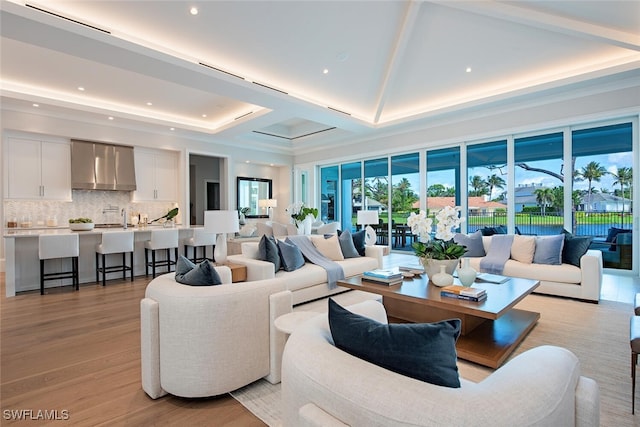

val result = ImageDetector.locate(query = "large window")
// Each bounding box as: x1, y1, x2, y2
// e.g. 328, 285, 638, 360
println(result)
316, 120, 635, 272
572, 122, 633, 270
467, 140, 507, 233
340, 162, 361, 232
426, 146, 460, 211
514, 132, 564, 235
391, 153, 420, 251
319, 166, 338, 223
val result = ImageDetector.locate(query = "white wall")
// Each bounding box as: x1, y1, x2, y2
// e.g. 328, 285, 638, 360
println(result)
0, 108, 294, 270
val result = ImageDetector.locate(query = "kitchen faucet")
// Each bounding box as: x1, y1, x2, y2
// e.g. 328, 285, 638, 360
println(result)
122, 208, 128, 229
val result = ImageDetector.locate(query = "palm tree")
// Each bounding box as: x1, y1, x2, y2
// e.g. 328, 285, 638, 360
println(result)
486, 174, 506, 201
612, 166, 633, 214
534, 187, 554, 215
469, 175, 489, 197
575, 161, 607, 212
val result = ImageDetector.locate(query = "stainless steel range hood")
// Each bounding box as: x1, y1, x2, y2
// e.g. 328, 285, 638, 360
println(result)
71, 140, 137, 191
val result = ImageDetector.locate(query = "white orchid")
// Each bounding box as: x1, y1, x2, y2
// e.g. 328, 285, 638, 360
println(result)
408, 206, 467, 260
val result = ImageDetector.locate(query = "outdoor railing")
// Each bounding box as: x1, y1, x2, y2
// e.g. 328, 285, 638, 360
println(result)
467, 211, 633, 237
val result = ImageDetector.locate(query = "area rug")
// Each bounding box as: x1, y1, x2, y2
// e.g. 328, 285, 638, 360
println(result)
232, 294, 634, 426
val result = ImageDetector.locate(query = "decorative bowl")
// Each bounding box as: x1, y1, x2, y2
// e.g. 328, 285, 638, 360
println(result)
69, 223, 95, 231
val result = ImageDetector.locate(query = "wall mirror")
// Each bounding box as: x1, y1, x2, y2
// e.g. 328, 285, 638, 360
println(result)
237, 177, 272, 218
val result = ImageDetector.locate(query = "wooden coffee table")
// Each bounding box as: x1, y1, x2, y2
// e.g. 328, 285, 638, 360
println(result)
337, 274, 540, 368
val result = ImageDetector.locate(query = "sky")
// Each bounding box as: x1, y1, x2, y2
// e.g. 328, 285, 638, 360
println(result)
420, 152, 634, 198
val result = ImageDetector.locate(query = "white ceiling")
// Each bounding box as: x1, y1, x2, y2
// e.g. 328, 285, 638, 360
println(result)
1, 0, 639, 155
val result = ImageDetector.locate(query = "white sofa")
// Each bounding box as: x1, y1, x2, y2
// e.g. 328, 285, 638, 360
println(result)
282, 300, 600, 427
140, 267, 292, 398
467, 235, 602, 303
228, 240, 383, 305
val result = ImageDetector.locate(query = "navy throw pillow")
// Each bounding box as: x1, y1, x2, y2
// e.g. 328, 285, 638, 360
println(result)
453, 231, 485, 257
175, 255, 222, 286
351, 229, 367, 256
561, 230, 592, 267
258, 235, 281, 272
338, 229, 361, 258
278, 238, 305, 272
328, 299, 461, 388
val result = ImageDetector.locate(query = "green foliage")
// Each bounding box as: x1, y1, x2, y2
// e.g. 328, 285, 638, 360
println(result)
411, 239, 467, 261
69, 217, 93, 223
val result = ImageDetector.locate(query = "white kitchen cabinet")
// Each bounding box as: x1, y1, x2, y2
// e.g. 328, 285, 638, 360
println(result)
5, 137, 71, 200
133, 148, 178, 201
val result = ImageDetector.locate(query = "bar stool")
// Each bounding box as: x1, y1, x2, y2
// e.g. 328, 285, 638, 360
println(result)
39, 234, 79, 295
182, 228, 216, 263
144, 229, 179, 278
95, 230, 135, 286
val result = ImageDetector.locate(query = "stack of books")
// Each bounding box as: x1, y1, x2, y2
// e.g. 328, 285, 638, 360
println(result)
362, 268, 403, 286
440, 285, 487, 302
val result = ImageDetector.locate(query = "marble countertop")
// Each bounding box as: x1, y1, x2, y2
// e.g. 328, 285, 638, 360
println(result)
4, 224, 197, 238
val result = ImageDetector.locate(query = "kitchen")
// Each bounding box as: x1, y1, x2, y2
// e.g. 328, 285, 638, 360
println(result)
3, 136, 190, 297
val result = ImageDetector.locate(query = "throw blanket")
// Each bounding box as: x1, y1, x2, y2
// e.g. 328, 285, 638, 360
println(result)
287, 235, 345, 288
479, 234, 514, 274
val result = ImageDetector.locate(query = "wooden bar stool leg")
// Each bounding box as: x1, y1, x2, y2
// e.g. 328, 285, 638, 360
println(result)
145, 248, 149, 277
40, 259, 45, 295
130, 252, 134, 281
95, 252, 100, 283
102, 254, 107, 286
121, 252, 126, 280
74, 257, 79, 291
152, 250, 157, 278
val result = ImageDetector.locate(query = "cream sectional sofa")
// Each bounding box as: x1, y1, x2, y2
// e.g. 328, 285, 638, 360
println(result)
227, 239, 384, 305
466, 235, 602, 303
282, 299, 600, 427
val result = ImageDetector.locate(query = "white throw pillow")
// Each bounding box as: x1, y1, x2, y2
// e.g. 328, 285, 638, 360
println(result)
511, 235, 536, 264
311, 234, 345, 261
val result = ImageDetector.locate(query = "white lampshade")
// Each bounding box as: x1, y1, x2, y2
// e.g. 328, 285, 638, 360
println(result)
258, 199, 269, 208
357, 210, 379, 225
204, 210, 240, 263
267, 199, 278, 208
204, 210, 240, 234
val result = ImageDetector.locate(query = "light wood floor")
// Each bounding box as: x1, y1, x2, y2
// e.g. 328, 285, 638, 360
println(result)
1, 253, 639, 426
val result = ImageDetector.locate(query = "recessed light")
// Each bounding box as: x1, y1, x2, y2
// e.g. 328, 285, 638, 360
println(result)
466, 67, 472, 73
146, 102, 153, 106
323, 68, 329, 74
202, 114, 207, 118
190, 7, 198, 15
108, 116, 114, 120
32, 103, 39, 107
78, 86, 85, 91
169, 127, 175, 131
245, 160, 250, 164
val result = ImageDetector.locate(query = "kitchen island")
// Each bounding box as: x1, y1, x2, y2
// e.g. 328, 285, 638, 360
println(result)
4, 225, 204, 297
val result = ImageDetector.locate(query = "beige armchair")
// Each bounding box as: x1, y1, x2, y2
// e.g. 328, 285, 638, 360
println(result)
140, 270, 290, 398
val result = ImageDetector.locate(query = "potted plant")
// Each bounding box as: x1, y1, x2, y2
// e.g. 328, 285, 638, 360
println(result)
406, 206, 467, 280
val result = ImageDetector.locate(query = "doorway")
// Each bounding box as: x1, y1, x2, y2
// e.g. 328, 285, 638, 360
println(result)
189, 154, 223, 225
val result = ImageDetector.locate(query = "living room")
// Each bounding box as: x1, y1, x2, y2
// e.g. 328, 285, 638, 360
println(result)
1, 1, 639, 425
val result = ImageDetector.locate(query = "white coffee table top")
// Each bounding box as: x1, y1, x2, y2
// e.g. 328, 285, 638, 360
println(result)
274, 311, 319, 335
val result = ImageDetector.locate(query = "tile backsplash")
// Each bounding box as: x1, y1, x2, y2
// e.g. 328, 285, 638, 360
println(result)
4, 190, 179, 227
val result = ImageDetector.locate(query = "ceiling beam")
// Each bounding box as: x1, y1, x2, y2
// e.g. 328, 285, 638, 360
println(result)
373, 0, 422, 124
439, 1, 640, 52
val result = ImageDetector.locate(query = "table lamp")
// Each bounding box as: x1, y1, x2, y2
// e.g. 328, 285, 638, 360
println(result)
204, 210, 240, 263
258, 199, 268, 215
267, 199, 277, 219
357, 210, 379, 246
